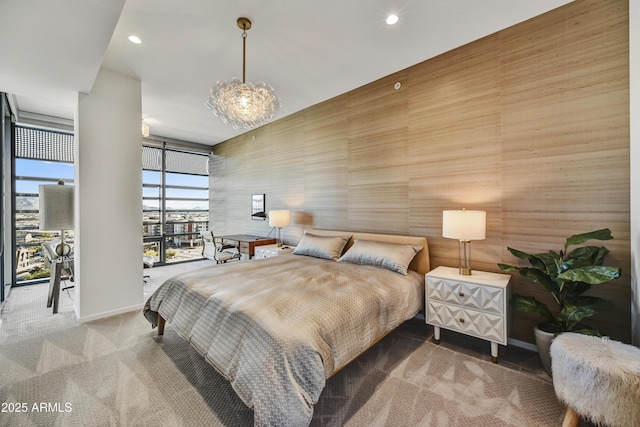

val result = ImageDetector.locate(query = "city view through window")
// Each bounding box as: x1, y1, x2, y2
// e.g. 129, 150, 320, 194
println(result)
15, 139, 210, 285
142, 146, 210, 266
15, 159, 74, 283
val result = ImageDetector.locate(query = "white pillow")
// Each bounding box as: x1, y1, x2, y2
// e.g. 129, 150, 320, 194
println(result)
293, 232, 351, 261
338, 239, 422, 275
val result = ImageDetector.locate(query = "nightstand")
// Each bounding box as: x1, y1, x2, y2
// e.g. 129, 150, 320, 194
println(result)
425, 266, 511, 363
254, 244, 296, 259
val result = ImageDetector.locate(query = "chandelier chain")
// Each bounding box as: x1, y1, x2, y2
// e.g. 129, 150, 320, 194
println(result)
242, 28, 247, 83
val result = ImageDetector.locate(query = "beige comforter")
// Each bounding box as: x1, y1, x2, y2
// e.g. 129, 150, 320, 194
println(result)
144, 254, 424, 426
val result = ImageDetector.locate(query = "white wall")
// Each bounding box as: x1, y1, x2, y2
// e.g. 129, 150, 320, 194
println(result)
632, 0, 639, 346
74, 67, 143, 321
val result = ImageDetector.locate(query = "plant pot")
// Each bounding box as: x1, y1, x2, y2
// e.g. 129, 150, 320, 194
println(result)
534, 324, 554, 376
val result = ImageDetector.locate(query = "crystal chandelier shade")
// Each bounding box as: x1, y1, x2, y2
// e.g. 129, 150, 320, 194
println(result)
206, 78, 280, 130
206, 18, 281, 130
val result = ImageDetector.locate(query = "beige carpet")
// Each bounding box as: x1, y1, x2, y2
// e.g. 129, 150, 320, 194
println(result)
0, 272, 566, 426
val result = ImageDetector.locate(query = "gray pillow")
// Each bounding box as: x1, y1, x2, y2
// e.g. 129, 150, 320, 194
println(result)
338, 239, 422, 275
293, 232, 351, 261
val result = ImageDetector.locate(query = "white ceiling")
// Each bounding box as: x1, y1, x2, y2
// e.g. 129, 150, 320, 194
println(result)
0, 0, 572, 146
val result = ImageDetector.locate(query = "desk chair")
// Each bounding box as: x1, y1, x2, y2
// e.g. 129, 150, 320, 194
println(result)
201, 231, 241, 263
143, 255, 155, 283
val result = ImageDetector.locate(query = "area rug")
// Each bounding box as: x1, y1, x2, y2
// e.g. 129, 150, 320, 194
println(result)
0, 283, 565, 426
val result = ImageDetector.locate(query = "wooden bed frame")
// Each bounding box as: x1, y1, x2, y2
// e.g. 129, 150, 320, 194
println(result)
156, 229, 430, 340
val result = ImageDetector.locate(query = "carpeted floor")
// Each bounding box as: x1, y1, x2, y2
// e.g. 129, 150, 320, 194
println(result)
0, 261, 567, 426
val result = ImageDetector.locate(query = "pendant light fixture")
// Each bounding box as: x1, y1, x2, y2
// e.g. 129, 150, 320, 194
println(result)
206, 17, 281, 130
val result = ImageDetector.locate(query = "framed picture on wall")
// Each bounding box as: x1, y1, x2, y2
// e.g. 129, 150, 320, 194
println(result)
251, 194, 266, 220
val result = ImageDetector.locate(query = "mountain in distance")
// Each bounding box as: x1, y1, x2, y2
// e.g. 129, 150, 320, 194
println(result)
19, 199, 207, 212
16, 197, 38, 210
143, 205, 206, 211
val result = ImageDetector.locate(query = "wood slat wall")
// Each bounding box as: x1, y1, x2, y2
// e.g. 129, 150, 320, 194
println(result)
211, 0, 630, 343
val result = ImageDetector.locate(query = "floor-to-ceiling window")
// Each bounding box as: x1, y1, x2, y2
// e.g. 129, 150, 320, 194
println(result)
1, 94, 10, 303
14, 126, 74, 285
143, 143, 209, 265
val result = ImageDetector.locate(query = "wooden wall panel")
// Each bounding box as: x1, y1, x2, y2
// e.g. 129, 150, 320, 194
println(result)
270, 113, 306, 207
211, 0, 630, 343
408, 34, 503, 275
499, 0, 630, 342
302, 98, 348, 235
347, 72, 409, 234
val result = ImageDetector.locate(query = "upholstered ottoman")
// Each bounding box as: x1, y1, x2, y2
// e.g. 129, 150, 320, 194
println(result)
550, 333, 640, 427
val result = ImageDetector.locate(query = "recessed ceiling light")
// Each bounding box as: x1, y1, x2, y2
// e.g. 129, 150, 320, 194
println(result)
386, 15, 399, 25
128, 35, 142, 44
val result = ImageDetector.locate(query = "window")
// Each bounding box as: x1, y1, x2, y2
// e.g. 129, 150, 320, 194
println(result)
14, 126, 74, 284
143, 144, 209, 264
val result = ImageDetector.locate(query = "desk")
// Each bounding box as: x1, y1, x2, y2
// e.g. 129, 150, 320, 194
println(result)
219, 234, 277, 258
47, 257, 74, 314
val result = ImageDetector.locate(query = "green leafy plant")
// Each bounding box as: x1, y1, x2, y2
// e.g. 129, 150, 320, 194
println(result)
498, 229, 621, 336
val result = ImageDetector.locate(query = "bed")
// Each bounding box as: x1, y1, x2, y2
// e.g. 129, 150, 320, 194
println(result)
143, 229, 430, 426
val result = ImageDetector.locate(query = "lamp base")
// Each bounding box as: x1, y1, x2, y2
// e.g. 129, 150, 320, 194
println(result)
55, 243, 72, 257
459, 267, 472, 276
55, 230, 71, 257
458, 240, 473, 276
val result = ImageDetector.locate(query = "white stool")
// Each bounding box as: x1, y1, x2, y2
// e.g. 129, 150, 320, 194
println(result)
550, 333, 640, 427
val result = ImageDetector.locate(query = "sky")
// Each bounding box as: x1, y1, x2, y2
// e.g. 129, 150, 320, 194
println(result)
15, 160, 74, 193
16, 159, 209, 210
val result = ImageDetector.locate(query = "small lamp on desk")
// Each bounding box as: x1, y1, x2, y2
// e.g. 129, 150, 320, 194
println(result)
39, 180, 74, 257
442, 209, 486, 276
268, 210, 290, 248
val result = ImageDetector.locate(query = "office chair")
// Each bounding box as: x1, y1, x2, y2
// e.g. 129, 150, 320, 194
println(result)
201, 231, 241, 263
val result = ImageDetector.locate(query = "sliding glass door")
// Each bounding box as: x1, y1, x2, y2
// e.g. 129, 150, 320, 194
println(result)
0, 94, 8, 303
143, 144, 209, 265
13, 126, 74, 285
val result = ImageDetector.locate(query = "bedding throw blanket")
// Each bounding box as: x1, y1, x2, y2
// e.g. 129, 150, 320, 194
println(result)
144, 255, 424, 426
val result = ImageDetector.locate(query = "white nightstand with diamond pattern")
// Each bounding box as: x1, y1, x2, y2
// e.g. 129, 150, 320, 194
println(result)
425, 266, 511, 363
254, 244, 296, 259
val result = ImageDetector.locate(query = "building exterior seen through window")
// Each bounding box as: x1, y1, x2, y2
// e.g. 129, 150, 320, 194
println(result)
142, 145, 209, 265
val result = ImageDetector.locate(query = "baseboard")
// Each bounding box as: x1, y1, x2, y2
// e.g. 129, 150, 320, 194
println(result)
76, 303, 144, 323
508, 337, 538, 352
415, 313, 539, 353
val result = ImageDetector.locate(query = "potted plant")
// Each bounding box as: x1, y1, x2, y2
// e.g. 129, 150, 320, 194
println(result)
498, 228, 621, 375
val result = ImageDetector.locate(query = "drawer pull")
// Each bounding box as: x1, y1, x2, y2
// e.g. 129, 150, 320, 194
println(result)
459, 318, 465, 323
458, 292, 464, 297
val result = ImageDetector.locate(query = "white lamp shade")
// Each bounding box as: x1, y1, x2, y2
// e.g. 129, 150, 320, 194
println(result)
269, 210, 291, 228
39, 184, 74, 230
442, 210, 486, 241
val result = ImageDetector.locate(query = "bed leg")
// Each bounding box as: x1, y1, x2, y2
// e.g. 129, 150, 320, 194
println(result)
157, 313, 165, 336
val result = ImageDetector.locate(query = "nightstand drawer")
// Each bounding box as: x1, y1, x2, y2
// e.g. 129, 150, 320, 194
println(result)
239, 242, 250, 253
254, 244, 296, 259
426, 300, 507, 345
427, 276, 505, 315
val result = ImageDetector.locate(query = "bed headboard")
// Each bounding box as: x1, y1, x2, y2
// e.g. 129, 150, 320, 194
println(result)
305, 229, 431, 275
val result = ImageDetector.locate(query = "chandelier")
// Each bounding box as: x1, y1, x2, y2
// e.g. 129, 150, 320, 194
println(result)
206, 17, 281, 130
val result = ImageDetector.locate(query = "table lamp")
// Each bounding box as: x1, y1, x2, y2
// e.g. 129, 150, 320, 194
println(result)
268, 210, 290, 247
442, 209, 486, 275
39, 180, 74, 257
